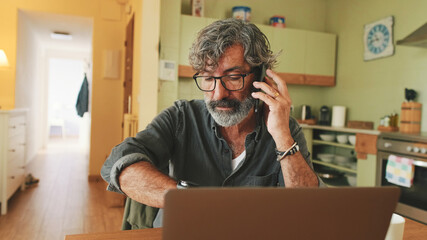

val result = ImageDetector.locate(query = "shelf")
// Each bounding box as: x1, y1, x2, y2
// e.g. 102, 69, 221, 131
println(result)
312, 139, 355, 149
301, 124, 380, 135
312, 160, 357, 174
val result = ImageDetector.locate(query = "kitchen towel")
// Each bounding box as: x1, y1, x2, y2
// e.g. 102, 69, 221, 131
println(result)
331, 106, 346, 127
386, 155, 414, 188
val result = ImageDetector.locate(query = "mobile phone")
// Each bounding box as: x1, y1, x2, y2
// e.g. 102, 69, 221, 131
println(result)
254, 64, 267, 113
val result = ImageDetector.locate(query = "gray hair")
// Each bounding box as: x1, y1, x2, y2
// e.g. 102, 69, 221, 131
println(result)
189, 18, 277, 72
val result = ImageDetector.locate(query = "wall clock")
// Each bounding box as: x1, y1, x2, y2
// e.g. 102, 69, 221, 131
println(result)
364, 16, 394, 61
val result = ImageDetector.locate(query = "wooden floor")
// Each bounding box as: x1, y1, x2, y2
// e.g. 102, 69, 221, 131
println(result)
0, 138, 124, 240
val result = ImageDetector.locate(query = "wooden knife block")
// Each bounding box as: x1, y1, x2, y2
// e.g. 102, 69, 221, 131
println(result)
400, 102, 422, 134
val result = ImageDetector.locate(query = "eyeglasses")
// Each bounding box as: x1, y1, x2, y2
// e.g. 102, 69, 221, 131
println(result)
193, 72, 253, 92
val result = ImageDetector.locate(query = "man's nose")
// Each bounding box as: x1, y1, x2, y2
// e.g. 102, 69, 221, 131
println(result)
212, 79, 230, 100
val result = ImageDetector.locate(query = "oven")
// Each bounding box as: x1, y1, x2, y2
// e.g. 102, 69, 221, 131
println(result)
377, 132, 427, 224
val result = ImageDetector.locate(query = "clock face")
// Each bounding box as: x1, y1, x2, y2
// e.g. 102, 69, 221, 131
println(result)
364, 16, 394, 61
367, 24, 390, 54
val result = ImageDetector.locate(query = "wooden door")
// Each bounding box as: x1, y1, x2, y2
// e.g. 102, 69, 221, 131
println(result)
123, 15, 134, 114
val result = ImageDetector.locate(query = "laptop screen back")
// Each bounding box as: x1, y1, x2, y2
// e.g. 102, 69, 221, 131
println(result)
163, 187, 400, 240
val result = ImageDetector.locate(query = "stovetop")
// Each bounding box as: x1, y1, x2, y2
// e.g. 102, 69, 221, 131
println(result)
379, 131, 427, 143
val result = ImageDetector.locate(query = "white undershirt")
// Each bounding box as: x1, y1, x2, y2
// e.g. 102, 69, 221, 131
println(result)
231, 150, 246, 171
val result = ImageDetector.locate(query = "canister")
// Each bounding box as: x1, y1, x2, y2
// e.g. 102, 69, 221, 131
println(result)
270, 15, 286, 28
232, 6, 251, 22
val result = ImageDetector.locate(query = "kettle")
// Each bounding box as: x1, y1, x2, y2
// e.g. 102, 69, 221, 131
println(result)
319, 106, 330, 125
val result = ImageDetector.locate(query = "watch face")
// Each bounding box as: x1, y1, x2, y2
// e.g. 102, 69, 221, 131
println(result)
367, 24, 390, 54
363, 16, 394, 61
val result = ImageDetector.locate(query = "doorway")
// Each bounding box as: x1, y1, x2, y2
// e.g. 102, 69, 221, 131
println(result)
47, 58, 91, 151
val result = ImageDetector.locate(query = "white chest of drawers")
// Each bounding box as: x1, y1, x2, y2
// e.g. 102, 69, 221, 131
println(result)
0, 109, 27, 215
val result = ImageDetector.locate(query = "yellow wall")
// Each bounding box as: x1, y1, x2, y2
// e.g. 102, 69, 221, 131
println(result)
122, 0, 160, 129
0, 0, 126, 177
136, 0, 160, 129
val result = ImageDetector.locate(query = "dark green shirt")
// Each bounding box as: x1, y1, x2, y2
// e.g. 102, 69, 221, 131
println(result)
101, 99, 320, 192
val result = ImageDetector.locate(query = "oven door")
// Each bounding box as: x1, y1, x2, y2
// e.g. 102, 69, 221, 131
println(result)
377, 151, 427, 223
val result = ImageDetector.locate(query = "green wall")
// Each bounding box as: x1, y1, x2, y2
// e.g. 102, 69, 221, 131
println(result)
160, 0, 427, 132
323, 0, 427, 130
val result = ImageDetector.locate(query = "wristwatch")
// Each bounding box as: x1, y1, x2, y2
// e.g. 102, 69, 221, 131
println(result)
177, 180, 199, 189
276, 141, 300, 161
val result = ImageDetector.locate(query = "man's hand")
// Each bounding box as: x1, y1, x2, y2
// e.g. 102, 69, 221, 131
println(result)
251, 69, 294, 151
252, 69, 318, 187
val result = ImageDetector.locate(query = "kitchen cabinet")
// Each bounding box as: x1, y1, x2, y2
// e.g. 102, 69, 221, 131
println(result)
270, 27, 306, 75
178, 15, 337, 87
302, 125, 380, 187
179, 15, 209, 66
0, 109, 27, 215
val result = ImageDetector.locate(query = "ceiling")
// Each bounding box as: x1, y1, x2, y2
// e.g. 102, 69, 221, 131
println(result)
19, 10, 93, 53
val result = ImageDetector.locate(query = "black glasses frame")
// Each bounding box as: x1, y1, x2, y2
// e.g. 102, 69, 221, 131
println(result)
193, 72, 253, 92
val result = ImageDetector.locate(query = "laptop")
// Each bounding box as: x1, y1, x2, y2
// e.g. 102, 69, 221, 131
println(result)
162, 187, 400, 240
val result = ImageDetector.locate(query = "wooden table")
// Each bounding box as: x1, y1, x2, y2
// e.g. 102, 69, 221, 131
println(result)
65, 228, 162, 240
65, 218, 426, 240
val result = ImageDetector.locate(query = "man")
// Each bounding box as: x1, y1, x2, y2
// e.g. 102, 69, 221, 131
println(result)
101, 18, 322, 229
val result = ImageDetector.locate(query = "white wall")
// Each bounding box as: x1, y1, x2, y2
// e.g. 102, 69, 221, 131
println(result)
15, 11, 45, 164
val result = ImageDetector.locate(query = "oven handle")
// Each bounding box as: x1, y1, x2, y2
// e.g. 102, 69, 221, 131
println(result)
413, 160, 427, 168
377, 151, 427, 168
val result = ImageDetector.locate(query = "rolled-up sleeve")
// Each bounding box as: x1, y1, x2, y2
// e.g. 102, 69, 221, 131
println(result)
102, 152, 153, 194
101, 101, 183, 194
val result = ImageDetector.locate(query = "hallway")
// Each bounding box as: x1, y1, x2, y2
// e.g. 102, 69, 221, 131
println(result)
0, 138, 124, 239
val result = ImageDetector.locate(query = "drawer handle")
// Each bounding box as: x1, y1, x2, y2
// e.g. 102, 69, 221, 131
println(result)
10, 125, 17, 129
10, 176, 15, 179
9, 149, 16, 152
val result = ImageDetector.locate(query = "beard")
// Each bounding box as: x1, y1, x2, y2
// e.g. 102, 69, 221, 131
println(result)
205, 95, 256, 127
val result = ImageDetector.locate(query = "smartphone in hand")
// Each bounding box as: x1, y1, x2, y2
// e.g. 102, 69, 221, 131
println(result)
254, 64, 267, 113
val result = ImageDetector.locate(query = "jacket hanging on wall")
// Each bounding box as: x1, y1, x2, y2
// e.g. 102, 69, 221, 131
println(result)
76, 74, 89, 117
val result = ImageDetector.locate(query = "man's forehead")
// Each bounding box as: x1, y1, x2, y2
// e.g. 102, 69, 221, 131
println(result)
201, 65, 248, 74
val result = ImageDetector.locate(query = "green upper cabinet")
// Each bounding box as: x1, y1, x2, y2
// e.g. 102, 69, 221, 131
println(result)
178, 15, 337, 86
179, 15, 207, 65
271, 28, 307, 74
255, 24, 274, 47
305, 31, 337, 77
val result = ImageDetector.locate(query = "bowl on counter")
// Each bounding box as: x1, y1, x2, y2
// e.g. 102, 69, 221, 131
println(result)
348, 135, 356, 145
336, 134, 349, 144
317, 153, 335, 163
319, 134, 336, 142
